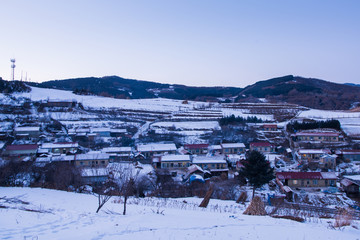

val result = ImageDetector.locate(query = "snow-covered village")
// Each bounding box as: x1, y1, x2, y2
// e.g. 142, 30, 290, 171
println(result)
1, 82, 360, 239
2, 1, 360, 239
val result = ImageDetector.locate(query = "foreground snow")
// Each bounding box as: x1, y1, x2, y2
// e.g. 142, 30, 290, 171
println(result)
0, 188, 359, 240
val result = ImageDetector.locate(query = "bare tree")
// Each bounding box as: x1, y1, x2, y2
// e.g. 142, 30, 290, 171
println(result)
93, 173, 119, 213
108, 163, 141, 215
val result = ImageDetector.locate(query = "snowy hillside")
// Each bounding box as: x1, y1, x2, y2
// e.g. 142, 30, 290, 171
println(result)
0, 187, 359, 240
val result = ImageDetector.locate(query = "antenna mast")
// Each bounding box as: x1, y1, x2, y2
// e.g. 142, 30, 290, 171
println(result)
10, 59, 16, 81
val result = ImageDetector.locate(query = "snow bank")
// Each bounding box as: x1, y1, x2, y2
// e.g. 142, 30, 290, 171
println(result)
0, 187, 358, 240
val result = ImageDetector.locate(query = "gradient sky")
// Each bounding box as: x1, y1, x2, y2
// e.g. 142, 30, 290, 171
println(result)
1, 0, 360, 87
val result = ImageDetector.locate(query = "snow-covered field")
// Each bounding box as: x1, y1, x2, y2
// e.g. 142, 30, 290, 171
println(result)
14, 87, 277, 120
298, 109, 360, 119
0, 187, 358, 240
15, 87, 202, 112
222, 108, 274, 121
151, 121, 220, 130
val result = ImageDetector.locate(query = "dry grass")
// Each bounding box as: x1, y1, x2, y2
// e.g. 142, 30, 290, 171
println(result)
243, 196, 267, 216
332, 208, 353, 229
236, 191, 247, 204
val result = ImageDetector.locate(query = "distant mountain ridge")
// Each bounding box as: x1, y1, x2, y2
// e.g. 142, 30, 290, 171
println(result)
238, 75, 360, 110
23, 75, 360, 110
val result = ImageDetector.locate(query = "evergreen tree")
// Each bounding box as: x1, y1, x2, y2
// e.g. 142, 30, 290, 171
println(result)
240, 150, 274, 198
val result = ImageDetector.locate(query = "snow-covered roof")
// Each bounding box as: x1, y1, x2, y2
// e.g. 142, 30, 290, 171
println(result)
161, 154, 191, 162
192, 156, 226, 164
75, 153, 110, 161
137, 143, 177, 152
344, 175, 360, 181
208, 145, 222, 150
298, 149, 330, 154
221, 143, 245, 148
36, 155, 75, 163
101, 147, 132, 153
110, 129, 127, 133
81, 168, 108, 177
296, 132, 339, 137
91, 128, 111, 132
41, 142, 78, 149
14, 126, 40, 132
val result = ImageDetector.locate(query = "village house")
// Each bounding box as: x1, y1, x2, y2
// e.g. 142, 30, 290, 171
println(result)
14, 126, 40, 139
91, 128, 111, 137
81, 168, 109, 185
192, 156, 228, 177
74, 153, 110, 167
45, 99, 76, 108
35, 155, 75, 165
296, 149, 331, 162
261, 124, 278, 131
295, 131, 340, 142
340, 175, 360, 196
276, 172, 337, 188
137, 143, 177, 158
250, 142, 275, 153
101, 147, 132, 160
336, 149, 360, 162
5, 144, 38, 157
110, 129, 127, 138
208, 145, 222, 155
160, 154, 191, 169
226, 154, 246, 169
40, 142, 79, 155
183, 144, 209, 155
319, 154, 337, 170
221, 143, 245, 154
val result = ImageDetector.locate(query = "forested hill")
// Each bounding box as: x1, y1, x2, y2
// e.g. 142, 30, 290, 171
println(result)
238, 75, 360, 110
27, 76, 242, 102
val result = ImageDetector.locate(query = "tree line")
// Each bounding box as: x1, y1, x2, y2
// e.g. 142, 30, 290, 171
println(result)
286, 119, 341, 132
219, 114, 263, 126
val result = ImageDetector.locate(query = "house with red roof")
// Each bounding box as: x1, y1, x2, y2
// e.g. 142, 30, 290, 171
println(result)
276, 172, 337, 188
261, 124, 278, 131
250, 142, 275, 153
5, 144, 38, 156
184, 144, 209, 155
336, 149, 360, 162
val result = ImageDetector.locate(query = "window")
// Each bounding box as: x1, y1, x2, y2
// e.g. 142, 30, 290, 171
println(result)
313, 180, 318, 185
293, 180, 298, 184
101, 160, 105, 165
330, 180, 335, 186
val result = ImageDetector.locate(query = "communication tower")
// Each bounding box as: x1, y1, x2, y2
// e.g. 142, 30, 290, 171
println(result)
10, 59, 16, 81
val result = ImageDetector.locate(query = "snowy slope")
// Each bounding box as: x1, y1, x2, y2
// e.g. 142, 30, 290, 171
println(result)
0, 187, 358, 240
